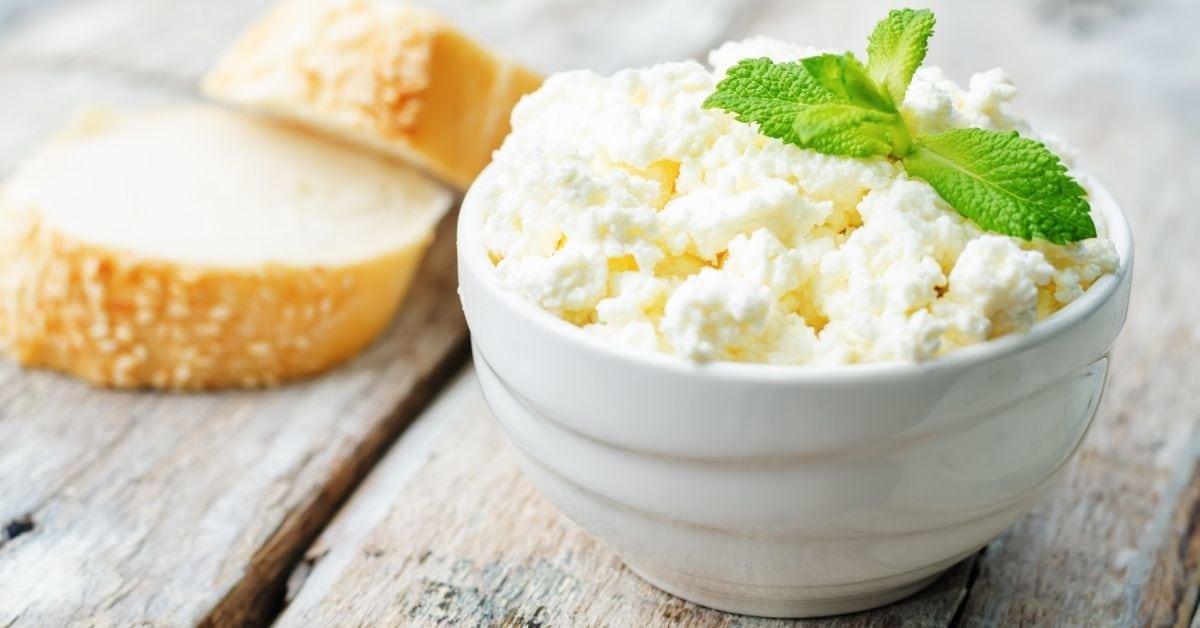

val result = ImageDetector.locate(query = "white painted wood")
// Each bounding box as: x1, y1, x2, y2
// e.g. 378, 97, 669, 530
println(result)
280, 1, 1200, 625
0, 0, 1196, 625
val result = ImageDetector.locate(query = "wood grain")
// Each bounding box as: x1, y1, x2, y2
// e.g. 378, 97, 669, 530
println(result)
0, 0, 748, 78
0, 5, 475, 623
749, 2, 1199, 625
0, 27, 470, 625
279, 0, 1200, 626
0, 206, 467, 626
0, 1, 763, 624
952, 101, 1200, 626
0, 0, 1196, 625
0, 0, 272, 84
277, 371, 979, 628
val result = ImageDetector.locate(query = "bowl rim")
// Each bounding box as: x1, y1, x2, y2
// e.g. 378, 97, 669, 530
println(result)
458, 170, 1134, 384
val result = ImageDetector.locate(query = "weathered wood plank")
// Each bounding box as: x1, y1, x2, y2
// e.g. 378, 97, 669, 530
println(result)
279, 0, 1200, 625
742, 0, 1200, 625
277, 369, 977, 627
0, 0, 759, 625
1, 0, 1196, 625
953, 124, 1200, 626
0, 208, 467, 626
0, 0, 272, 82
0, 56, 471, 624
0, 0, 749, 78
0, 64, 190, 176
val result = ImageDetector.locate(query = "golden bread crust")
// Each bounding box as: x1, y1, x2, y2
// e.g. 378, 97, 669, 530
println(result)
203, 0, 542, 189
0, 203, 429, 390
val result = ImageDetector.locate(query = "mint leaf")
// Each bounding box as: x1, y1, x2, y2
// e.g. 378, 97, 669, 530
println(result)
703, 57, 905, 158
702, 58, 836, 141
704, 9, 1097, 244
791, 103, 900, 157
866, 8, 935, 107
801, 53, 894, 113
902, 128, 1097, 243
800, 52, 912, 155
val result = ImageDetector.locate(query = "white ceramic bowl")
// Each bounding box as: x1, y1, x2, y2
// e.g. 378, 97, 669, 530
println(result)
457, 171, 1133, 618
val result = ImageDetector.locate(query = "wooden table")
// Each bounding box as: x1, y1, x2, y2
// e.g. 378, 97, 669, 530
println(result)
0, 0, 1197, 626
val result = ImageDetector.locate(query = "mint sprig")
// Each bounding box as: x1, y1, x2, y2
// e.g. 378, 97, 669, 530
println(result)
702, 8, 1097, 244
702, 56, 902, 158
904, 129, 1096, 242
865, 7, 936, 107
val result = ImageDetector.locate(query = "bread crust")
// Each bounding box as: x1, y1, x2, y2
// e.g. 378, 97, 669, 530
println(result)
0, 201, 430, 390
203, 0, 542, 190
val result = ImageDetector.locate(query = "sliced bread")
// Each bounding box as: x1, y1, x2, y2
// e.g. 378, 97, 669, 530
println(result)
0, 106, 452, 389
202, 0, 542, 190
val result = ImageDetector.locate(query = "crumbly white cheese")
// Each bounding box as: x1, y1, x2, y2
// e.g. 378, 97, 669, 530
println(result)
476, 38, 1119, 365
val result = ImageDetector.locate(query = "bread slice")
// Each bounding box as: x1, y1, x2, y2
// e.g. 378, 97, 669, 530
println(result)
202, 0, 542, 191
0, 106, 452, 390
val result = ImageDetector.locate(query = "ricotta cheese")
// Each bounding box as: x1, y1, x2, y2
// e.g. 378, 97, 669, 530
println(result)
475, 39, 1119, 365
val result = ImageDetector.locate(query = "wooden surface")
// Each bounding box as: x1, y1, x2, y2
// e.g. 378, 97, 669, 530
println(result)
0, 3, 467, 622
0, 212, 466, 626
0, 0, 1197, 626
279, 1, 1200, 626
276, 371, 982, 628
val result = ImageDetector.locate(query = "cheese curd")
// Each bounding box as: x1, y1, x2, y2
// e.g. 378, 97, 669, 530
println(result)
475, 39, 1119, 365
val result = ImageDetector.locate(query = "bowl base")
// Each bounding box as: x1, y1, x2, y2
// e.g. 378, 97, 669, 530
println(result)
623, 559, 948, 619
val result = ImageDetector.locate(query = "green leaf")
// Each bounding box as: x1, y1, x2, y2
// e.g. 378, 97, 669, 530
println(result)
703, 58, 837, 138
703, 57, 905, 158
703, 9, 1096, 244
902, 128, 1097, 243
791, 103, 899, 157
866, 8, 935, 107
801, 53, 894, 113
